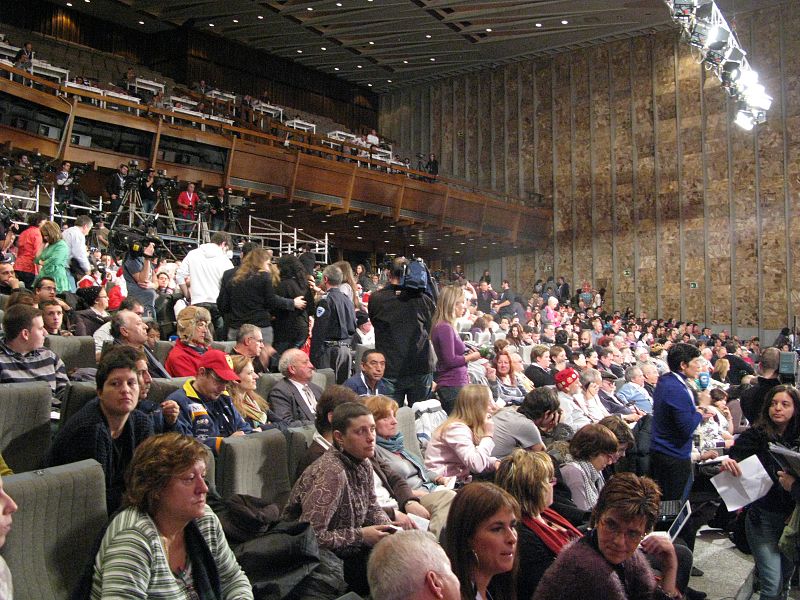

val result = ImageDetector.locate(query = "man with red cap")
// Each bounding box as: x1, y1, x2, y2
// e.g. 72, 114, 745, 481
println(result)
169, 349, 252, 453
554, 367, 591, 433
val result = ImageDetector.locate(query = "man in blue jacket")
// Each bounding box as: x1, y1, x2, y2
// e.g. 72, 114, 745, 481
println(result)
343, 350, 391, 396
650, 343, 705, 500
170, 348, 252, 454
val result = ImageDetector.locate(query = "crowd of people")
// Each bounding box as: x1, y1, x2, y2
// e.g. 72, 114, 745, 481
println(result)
0, 204, 796, 600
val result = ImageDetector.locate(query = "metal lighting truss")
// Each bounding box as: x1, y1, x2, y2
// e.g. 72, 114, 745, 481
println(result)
664, 0, 771, 130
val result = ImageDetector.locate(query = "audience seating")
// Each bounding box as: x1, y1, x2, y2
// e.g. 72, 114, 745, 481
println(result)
285, 427, 315, 485
727, 398, 748, 434
149, 376, 190, 405
1, 459, 107, 600
210, 340, 236, 354
60, 381, 97, 426
352, 344, 375, 375
0, 382, 53, 472
397, 406, 424, 462
256, 373, 284, 399
0, 294, 7, 309
152, 340, 175, 365
44, 336, 96, 373
520, 344, 533, 365
315, 368, 335, 391
215, 429, 293, 508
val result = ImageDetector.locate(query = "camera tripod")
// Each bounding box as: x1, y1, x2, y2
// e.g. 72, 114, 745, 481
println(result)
109, 184, 141, 230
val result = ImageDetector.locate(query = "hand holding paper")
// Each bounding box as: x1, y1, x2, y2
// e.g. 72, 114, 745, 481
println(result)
711, 455, 773, 512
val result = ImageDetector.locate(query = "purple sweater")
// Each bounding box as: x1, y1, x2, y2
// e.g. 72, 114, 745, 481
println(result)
431, 321, 468, 387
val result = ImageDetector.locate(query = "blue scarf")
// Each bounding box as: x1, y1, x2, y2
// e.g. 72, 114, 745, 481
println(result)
376, 432, 436, 491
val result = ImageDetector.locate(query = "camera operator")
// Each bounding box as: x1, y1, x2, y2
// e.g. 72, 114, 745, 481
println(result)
105, 163, 128, 215
209, 187, 227, 232
176, 182, 198, 234
140, 169, 158, 215
9, 154, 34, 210
55, 161, 90, 218
122, 238, 158, 318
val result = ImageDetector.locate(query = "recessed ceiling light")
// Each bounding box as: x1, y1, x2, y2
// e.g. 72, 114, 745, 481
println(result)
409, 244, 415, 247
353, 225, 360, 228
232, 19, 239, 23
208, 23, 214, 27
485, 28, 492, 32
368, 83, 373, 87
258, 15, 264, 19
357, 65, 363, 68
425, 34, 432, 39
138, 20, 144, 24
321, 47, 327, 51
320, 220, 327, 223
357, 236, 363, 239
297, 49, 303, 53
430, 57, 436, 61
307, 6, 313, 10
387, 79, 392, 83
455, 250, 460, 254
403, 60, 409, 64
66, 2, 72, 5
336, 2, 342, 5
432, 247, 438, 250
334, 67, 340, 71
359, 219, 366, 223
329, 232, 335, 236
561, 19, 569, 24
384, 240, 390, 243
369, 41, 375, 45
535, 22, 542, 27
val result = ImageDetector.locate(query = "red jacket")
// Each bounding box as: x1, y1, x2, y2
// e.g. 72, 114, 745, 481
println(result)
165, 340, 208, 377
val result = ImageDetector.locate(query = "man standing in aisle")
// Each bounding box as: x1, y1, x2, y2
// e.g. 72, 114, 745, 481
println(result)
310, 264, 356, 383
368, 257, 435, 406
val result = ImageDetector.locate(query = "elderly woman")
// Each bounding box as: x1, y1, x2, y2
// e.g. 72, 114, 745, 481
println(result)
34, 220, 70, 293
533, 473, 680, 600
364, 394, 456, 537
442, 481, 519, 600
227, 355, 280, 431
495, 450, 582, 597
165, 305, 212, 376
90, 433, 253, 599
74, 285, 110, 337
425, 384, 498, 483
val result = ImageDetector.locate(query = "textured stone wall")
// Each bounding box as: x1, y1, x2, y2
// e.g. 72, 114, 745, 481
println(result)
379, 2, 799, 333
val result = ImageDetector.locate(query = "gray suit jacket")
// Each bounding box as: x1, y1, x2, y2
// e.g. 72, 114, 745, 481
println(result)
268, 377, 322, 427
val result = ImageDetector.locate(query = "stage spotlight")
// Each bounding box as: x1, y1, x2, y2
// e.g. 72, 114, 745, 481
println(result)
672, 0, 697, 19
721, 61, 742, 89
734, 108, 755, 131
703, 24, 730, 64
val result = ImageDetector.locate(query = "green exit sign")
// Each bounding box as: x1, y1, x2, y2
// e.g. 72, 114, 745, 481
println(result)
689, 282, 698, 289
623, 269, 631, 277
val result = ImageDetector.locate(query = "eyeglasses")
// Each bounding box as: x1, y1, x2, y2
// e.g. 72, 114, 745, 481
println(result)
598, 516, 646, 543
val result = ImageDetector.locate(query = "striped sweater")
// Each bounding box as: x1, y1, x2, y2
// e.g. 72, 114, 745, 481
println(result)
0, 340, 68, 407
90, 505, 253, 599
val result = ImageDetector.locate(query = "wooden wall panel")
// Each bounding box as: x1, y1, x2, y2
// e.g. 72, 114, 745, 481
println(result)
754, 10, 788, 330
453, 78, 465, 181
440, 81, 453, 178
384, 3, 799, 334
591, 45, 614, 303
477, 74, 492, 189
431, 85, 442, 170
632, 36, 658, 316
573, 50, 593, 292
554, 55, 572, 280
506, 65, 521, 198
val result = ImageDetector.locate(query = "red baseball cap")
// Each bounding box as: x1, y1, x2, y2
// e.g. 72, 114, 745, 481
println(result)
199, 349, 240, 382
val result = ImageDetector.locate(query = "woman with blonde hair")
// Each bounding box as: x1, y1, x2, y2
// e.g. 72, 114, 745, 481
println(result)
165, 305, 212, 376
218, 246, 306, 343
227, 355, 279, 430
35, 220, 70, 293
424, 384, 498, 482
495, 450, 582, 597
432, 285, 482, 412
711, 357, 730, 384
334, 260, 362, 310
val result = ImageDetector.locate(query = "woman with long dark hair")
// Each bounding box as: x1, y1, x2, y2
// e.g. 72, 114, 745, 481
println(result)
719, 384, 800, 600
273, 254, 315, 357
442, 481, 518, 600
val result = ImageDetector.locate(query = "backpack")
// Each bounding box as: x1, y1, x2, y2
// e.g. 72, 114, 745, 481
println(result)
628, 413, 653, 476
400, 258, 429, 291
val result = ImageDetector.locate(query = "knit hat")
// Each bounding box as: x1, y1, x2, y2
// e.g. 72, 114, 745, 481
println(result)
199, 349, 240, 382
554, 367, 579, 392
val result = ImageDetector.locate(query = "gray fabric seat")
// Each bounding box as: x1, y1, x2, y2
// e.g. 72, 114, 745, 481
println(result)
44, 335, 97, 372
352, 344, 375, 375
286, 427, 315, 484
60, 381, 97, 427
0, 459, 107, 600
0, 382, 53, 472
397, 406, 423, 462
216, 429, 292, 508
152, 340, 175, 366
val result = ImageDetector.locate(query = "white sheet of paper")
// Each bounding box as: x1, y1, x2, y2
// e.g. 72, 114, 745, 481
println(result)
711, 454, 773, 512
407, 513, 430, 531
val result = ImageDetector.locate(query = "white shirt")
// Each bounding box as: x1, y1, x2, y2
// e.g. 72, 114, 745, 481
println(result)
289, 379, 317, 415
175, 243, 233, 305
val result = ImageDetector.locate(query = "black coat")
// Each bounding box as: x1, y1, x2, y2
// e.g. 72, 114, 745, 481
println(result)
273, 276, 314, 348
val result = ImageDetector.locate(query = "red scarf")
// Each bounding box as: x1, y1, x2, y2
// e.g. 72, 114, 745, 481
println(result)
522, 508, 583, 555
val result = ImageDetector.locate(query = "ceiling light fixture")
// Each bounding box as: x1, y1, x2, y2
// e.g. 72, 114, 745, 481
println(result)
297, 49, 303, 53
66, 2, 72, 5
334, 67, 340, 70
357, 64, 363, 68
257, 15, 263, 19
535, 23, 542, 27
369, 41, 375, 45
426, 34, 432, 39
561, 19, 569, 24
138, 20, 144, 24
403, 60, 409, 64
208, 23, 214, 27
321, 47, 327, 50
430, 57, 436, 61
387, 79, 392, 82
232, 19, 239, 23
307, 6, 313, 10
336, 2, 342, 5
368, 83, 373, 87
485, 28, 492, 32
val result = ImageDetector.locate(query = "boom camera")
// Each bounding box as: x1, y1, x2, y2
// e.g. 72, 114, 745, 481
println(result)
109, 225, 164, 259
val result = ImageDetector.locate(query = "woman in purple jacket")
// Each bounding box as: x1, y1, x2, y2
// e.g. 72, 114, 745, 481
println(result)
431, 285, 482, 413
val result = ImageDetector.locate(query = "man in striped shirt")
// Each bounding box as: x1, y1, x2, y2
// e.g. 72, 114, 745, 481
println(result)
0, 304, 68, 410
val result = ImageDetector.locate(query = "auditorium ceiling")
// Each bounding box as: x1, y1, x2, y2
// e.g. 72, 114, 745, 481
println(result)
67, 0, 780, 93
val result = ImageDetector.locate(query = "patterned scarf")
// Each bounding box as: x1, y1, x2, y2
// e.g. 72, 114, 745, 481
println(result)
575, 460, 605, 509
